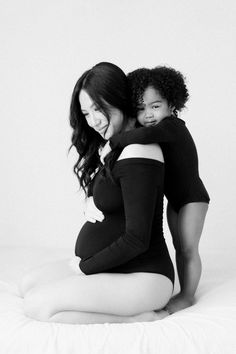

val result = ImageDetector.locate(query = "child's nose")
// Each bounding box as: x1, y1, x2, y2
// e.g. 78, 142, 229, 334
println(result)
145, 108, 154, 119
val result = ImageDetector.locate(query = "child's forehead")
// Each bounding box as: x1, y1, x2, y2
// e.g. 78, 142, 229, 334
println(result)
139, 86, 163, 103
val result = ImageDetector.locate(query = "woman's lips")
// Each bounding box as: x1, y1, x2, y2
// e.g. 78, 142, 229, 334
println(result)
98, 125, 108, 135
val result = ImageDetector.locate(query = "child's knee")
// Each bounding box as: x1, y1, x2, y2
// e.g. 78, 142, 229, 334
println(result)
178, 246, 200, 260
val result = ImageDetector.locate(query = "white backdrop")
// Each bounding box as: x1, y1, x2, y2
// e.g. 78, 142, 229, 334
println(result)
0, 0, 235, 255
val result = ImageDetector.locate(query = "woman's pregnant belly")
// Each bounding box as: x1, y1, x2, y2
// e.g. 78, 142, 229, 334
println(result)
75, 213, 125, 259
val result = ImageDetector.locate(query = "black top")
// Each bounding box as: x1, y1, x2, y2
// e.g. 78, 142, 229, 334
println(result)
110, 116, 210, 212
75, 158, 174, 283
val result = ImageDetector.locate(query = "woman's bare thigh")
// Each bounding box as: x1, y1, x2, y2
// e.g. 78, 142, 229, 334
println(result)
24, 272, 173, 319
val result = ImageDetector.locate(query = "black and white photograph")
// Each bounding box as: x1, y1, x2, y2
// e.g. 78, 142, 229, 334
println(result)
0, 0, 235, 353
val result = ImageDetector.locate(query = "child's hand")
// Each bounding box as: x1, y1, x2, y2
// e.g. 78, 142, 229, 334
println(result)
100, 141, 112, 164
84, 196, 104, 223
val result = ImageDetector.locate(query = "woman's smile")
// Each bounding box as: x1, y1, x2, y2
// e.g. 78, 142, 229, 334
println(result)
79, 89, 125, 140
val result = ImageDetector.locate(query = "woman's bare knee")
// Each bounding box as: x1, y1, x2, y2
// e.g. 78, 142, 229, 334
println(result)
23, 289, 47, 321
22, 273, 173, 319
19, 258, 74, 297
19, 273, 34, 297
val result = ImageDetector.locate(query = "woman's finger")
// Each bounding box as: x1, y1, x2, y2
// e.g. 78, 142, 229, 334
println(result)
86, 212, 104, 222
86, 217, 96, 223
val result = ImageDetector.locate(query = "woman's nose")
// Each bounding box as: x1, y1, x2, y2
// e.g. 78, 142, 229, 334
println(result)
90, 113, 101, 127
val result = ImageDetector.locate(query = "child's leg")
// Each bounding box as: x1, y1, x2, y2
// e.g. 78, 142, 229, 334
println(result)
167, 202, 209, 313
178, 202, 208, 298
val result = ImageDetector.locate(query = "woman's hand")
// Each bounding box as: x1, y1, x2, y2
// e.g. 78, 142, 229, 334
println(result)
84, 196, 104, 223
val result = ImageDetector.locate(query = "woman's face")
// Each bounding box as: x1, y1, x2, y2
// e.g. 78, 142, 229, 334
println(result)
136, 86, 173, 127
79, 89, 124, 140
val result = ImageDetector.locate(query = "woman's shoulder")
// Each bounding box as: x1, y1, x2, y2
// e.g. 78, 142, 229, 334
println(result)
117, 143, 164, 163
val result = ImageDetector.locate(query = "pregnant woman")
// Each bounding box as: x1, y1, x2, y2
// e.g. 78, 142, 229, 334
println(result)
19, 62, 174, 324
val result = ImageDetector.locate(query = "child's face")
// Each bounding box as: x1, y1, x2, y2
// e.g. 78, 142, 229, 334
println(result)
136, 86, 173, 127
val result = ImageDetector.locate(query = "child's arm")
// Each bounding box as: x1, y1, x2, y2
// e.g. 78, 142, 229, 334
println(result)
110, 119, 174, 150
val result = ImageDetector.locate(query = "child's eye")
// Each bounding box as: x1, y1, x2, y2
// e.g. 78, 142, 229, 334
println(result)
137, 107, 144, 111
152, 105, 160, 109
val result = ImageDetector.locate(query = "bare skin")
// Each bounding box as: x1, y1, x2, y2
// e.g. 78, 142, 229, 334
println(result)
19, 259, 170, 324
165, 202, 209, 314
47, 308, 169, 324
21, 261, 172, 324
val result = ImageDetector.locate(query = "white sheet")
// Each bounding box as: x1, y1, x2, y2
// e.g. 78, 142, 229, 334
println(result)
0, 246, 235, 354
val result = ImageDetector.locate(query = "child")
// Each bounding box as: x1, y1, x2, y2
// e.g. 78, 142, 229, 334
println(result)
109, 66, 210, 314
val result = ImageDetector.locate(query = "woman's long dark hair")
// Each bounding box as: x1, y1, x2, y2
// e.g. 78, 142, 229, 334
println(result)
69, 62, 131, 195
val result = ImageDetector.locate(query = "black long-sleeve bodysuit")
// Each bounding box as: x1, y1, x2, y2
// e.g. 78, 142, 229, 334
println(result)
75, 158, 174, 283
110, 116, 210, 213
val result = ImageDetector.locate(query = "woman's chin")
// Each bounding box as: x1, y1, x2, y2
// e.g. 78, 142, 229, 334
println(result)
103, 131, 112, 140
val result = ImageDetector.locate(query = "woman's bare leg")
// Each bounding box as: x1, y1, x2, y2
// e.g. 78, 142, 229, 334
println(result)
48, 309, 168, 324
18, 258, 81, 297
19, 261, 161, 323
23, 272, 173, 324
166, 202, 209, 313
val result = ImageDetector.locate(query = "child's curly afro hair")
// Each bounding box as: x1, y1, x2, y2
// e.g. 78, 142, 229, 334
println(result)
127, 66, 189, 116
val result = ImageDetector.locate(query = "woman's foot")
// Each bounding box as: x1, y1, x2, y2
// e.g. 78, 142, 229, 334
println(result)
130, 309, 169, 323
165, 293, 194, 314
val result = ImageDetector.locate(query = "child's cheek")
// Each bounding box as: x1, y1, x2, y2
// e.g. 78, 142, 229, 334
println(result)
135, 120, 143, 128
136, 116, 144, 127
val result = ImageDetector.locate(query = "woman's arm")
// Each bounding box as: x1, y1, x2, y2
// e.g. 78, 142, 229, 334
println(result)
79, 144, 164, 275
